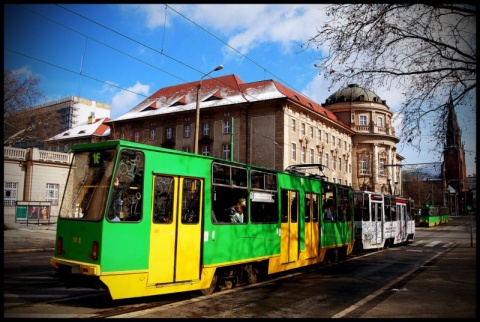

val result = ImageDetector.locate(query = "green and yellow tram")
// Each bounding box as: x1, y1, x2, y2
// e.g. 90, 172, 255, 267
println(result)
416, 205, 450, 227
50, 140, 355, 300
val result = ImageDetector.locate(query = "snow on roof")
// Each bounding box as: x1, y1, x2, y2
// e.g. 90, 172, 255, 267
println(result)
48, 117, 111, 141
108, 74, 346, 129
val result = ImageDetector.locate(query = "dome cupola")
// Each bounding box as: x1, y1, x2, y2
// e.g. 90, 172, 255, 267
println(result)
323, 84, 387, 107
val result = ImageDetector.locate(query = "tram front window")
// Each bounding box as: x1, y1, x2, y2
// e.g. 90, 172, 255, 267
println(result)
59, 149, 116, 221
59, 149, 144, 222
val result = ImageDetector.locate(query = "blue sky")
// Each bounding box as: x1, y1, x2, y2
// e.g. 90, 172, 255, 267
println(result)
4, 4, 476, 175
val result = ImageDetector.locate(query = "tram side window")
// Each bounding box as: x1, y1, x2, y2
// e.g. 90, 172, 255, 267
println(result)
250, 170, 278, 224
153, 176, 174, 224
211, 162, 248, 224
322, 185, 336, 222
391, 205, 397, 221
211, 186, 248, 223
362, 198, 370, 221
353, 194, 365, 221
337, 187, 352, 221
251, 200, 278, 223
384, 197, 392, 222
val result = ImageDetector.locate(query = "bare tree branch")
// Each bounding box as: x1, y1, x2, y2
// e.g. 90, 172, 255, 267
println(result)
3, 70, 61, 147
303, 4, 476, 154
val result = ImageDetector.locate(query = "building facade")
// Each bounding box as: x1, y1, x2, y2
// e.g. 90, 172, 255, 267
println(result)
106, 74, 403, 191
107, 74, 356, 185
321, 84, 402, 194
3, 146, 72, 226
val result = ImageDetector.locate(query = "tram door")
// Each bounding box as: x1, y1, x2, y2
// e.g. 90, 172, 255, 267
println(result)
304, 192, 319, 259
370, 196, 384, 247
148, 175, 203, 284
396, 199, 407, 243
280, 190, 299, 264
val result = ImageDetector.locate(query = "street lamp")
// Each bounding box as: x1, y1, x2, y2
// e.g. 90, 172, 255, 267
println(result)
194, 64, 223, 154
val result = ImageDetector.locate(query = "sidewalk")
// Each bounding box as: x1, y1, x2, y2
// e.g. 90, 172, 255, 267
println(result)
3, 224, 56, 254
356, 239, 477, 318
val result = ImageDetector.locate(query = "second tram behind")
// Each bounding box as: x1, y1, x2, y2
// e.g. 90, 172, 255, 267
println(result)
416, 205, 450, 227
353, 190, 415, 250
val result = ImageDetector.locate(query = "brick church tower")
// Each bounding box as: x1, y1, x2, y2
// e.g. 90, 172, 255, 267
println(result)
443, 96, 468, 213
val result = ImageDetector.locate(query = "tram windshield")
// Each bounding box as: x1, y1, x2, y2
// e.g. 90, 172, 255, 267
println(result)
59, 148, 144, 222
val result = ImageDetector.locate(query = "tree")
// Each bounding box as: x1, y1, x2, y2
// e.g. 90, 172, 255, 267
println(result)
3, 70, 61, 148
303, 4, 476, 155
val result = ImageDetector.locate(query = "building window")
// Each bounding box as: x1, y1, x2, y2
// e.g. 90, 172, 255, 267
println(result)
310, 148, 314, 163
301, 123, 305, 136
377, 116, 383, 127
292, 143, 297, 161
332, 156, 336, 170
182, 147, 190, 153
201, 145, 210, 156
222, 144, 231, 159
203, 123, 210, 136
325, 153, 329, 168
184, 125, 191, 138
325, 133, 329, 144
4, 182, 18, 206
45, 183, 59, 206
120, 133, 125, 140
310, 126, 314, 139
318, 152, 323, 165
318, 129, 322, 141
150, 129, 156, 140
292, 119, 296, 132
344, 141, 347, 150
332, 136, 336, 147
166, 128, 172, 140
359, 115, 367, 126
360, 156, 370, 175
379, 158, 386, 175
339, 158, 342, 171
301, 146, 306, 163
64, 144, 69, 153
338, 138, 341, 147
223, 119, 231, 134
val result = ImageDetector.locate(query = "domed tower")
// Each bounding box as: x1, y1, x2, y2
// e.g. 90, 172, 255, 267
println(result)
322, 84, 403, 195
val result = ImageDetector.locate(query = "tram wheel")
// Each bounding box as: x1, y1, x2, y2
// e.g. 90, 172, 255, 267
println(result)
200, 274, 218, 295
245, 265, 259, 284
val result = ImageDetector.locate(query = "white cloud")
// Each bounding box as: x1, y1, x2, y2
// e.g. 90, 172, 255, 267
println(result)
111, 81, 150, 118
164, 4, 326, 56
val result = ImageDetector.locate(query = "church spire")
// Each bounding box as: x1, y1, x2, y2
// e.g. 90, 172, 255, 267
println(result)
445, 94, 462, 148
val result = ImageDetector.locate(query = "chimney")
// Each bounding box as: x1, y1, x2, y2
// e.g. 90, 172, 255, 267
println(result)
88, 111, 95, 124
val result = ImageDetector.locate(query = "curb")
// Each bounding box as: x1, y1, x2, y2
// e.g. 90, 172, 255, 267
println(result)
4, 247, 55, 254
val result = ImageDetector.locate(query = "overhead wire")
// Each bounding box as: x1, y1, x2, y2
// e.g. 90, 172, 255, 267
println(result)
9, 4, 318, 112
